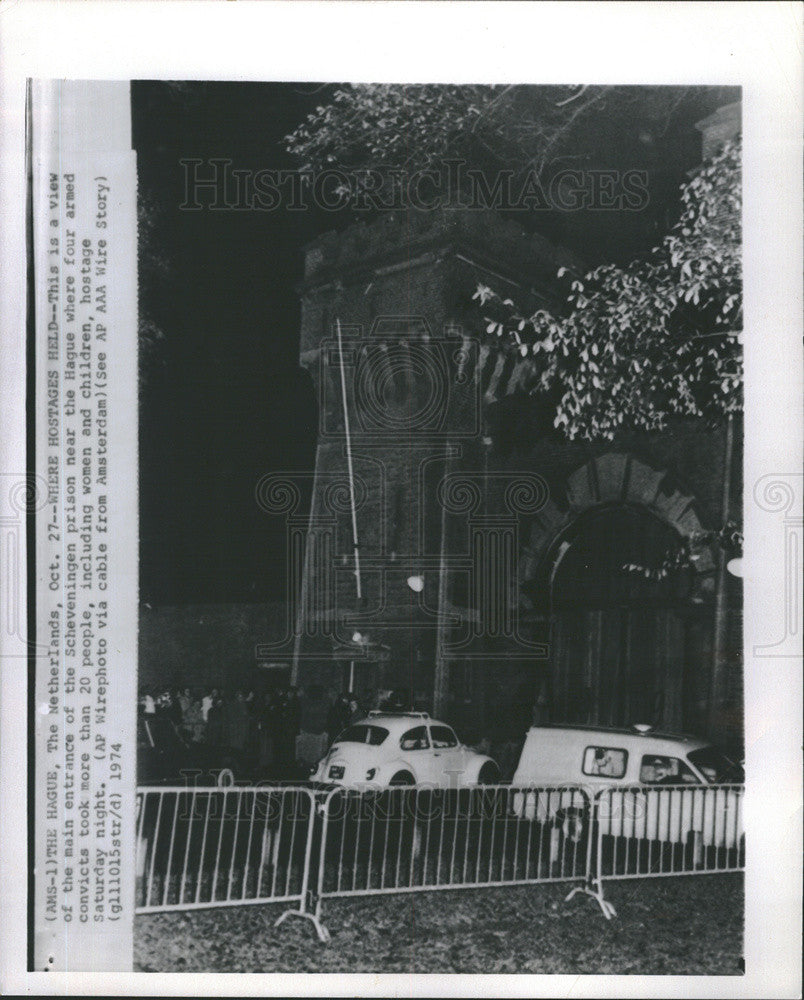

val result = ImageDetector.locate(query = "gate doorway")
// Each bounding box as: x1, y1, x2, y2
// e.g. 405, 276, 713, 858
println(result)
545, 504, 701, 731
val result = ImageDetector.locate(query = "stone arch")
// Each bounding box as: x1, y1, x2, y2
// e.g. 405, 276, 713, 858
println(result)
517, 452, 719, 731
519, 452, 716, 591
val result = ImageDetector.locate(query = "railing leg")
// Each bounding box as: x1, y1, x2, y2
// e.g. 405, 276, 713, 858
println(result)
565, 879, 617, 920
274, 891, 330, 943
272, 788, 331, 943
565, 792, 616, 919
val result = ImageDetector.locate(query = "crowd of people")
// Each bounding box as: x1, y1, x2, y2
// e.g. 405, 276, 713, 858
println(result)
138, 683, 414, 771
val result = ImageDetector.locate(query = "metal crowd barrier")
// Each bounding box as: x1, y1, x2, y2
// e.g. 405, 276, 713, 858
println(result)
589, 783, 745, 917
304, 783, 598, 939
135, 785, 326, 937
135, 781, 745, 939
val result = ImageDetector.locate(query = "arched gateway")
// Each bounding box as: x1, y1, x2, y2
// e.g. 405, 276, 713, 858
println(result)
519, 453, 716, 732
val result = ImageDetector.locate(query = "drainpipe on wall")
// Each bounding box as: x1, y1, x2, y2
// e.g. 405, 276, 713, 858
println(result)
708, 413, 735, 737
432, 441, 457, 718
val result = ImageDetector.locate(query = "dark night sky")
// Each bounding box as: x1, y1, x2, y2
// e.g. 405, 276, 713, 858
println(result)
134, 82, 324, 605
131, 82, 738, 607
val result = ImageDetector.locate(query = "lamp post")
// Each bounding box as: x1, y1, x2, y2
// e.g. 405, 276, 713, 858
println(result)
335, 315, 365, 697
343, 631, 390, 696
348, 630, 367, 693
406, 574, 425, 706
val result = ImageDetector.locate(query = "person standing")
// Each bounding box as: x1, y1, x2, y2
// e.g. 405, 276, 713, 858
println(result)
178, 686, 191, 718
206, 691, 225, 745
300, 684, 329, 737
258, 691, 275, 770
225, 689, 249, 752
165, 689, 183, 729
201, 688, 214, 723
281, 687, 301, 767
347, 695, 361, 725
185, 697, 205, 742
328, 694, 351, 745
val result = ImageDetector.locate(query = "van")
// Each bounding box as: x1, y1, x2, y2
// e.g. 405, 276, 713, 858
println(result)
512, 723, 743, 788
511, 724, 744, 848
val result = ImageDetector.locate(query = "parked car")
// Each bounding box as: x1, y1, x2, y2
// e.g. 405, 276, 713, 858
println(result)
512, 723, 744, 788
310, 711, 500, 788
511, 723, 744, 848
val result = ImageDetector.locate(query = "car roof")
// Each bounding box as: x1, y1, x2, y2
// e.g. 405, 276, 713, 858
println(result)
354, 712, 450, 732
527, 723, 710, 748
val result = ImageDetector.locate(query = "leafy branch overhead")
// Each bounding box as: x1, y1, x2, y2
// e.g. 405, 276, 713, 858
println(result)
285, 84, 742, 443
474, 137, 742, 441
285, 84, 706, 181
623, 521, 743, 583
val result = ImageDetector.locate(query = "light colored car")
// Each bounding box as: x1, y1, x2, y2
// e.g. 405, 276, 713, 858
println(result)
311, 711, 499, 789
511, 724, 744, 847
512, 723, 744, 789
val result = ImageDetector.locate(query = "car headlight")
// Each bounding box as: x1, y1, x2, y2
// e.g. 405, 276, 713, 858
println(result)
366, 767, 377, 780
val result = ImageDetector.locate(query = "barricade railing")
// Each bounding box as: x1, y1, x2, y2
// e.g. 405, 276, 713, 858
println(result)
135, 785, 326, 938
304, 783, 600, 938
589, 783, 745, 918
134, 781, 746, 939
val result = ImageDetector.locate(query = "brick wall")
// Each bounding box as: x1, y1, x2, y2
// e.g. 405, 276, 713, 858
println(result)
138, 602, 289, 692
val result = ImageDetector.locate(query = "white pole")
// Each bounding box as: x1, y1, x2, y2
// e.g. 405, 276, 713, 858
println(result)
336, 318, 362, 601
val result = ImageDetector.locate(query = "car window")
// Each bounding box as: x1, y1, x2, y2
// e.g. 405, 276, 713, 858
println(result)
335, 724, 389, 746
400, 726, 430, 751
430, 725, 458, 749
687, 747, 744, 784
582, 745, 627, 778
639, 754, 699, 785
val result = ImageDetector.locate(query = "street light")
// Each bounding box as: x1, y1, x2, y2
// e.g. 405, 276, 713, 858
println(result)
347, 631, 369, 692
405, 575, 426, 703
341, 631, 390, 695
726, 557, 742, 578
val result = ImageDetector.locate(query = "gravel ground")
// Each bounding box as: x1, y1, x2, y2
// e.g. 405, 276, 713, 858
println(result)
134, 873, 743, 975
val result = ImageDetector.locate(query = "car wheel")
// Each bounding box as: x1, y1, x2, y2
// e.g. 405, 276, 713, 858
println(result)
478, 761, 499, 785
389, 770, 415, 786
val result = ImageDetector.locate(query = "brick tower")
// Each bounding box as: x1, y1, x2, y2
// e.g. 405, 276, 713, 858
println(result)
277, 209, 573, 717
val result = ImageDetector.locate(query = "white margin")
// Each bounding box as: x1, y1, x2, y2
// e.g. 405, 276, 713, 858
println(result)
1, 2, 802, 997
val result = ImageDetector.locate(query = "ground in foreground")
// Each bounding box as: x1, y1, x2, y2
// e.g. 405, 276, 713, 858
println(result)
134, 873, 743, 975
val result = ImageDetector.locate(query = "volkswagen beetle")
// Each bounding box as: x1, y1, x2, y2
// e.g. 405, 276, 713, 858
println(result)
310, 711, 499, 788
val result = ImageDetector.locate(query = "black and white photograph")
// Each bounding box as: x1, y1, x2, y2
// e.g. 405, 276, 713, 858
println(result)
131, 80, 748, 975
1, 2, 801, 995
